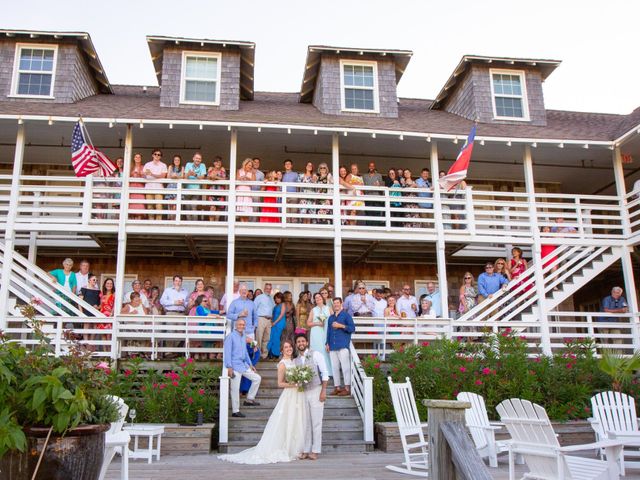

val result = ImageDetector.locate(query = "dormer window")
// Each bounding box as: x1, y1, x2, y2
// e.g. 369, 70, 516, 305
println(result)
11, 44, 57, 98
180, 51, 221, 105
340, 60, 379, 113
490, 69, 529, 120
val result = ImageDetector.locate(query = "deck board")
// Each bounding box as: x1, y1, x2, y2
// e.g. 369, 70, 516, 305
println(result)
106, 452, 640, 480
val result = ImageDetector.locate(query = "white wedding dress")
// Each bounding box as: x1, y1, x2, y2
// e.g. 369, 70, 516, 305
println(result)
218, 359, 307, 464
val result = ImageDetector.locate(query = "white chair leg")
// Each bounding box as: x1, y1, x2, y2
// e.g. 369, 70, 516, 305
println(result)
121, 445, 129, 480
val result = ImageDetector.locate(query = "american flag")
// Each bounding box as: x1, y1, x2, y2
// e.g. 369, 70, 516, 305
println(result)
438, 125, 476, 192
71, 122, 116, 177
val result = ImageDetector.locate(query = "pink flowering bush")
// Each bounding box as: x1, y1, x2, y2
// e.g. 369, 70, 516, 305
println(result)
107, 357, 220, 424
363, 331, 613, 422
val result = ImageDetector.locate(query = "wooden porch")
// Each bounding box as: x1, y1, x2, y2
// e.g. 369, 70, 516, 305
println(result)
105, 451, 640, 479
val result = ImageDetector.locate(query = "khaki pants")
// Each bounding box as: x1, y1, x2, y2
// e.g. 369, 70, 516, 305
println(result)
330, 348, 351, 387
256, 316, 272, 358
145, 193, 163, 220
303, 385, 325, 453
230, 369, 261, 413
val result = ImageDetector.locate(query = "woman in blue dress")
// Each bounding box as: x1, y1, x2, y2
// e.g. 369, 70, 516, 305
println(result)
267, 292, 286, 358
307, 292, 332, 373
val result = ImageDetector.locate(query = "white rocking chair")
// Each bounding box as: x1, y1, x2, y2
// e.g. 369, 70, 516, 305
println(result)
589, 391, 640, 475
497, 398, 623, 480
386, 377, 429, 477
99, 395, 130, 480
457, 391, 517, 467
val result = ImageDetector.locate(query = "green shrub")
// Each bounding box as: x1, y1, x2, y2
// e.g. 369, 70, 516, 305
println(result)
363, 330, 618, 422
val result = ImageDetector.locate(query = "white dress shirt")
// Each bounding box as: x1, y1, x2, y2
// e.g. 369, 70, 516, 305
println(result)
160, 287, 189, 313
76, 271, 89, 293
373, 298, 387, 318
397, 295, 418, 318
298, 349, 330, 382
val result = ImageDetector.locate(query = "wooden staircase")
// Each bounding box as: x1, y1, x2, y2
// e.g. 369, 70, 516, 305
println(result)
218, 361, 374, 453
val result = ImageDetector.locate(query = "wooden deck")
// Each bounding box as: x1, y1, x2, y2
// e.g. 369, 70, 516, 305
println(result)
106, 452, 640, 479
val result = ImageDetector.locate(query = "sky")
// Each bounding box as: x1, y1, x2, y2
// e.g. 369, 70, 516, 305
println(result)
5, 0, 640, 114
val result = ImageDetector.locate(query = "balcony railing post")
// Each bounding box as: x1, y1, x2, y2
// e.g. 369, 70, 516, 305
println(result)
576, 198, 585, 237
465, 186, 475, 235
282, 185, 288, 227
384, 188, 391, 230
81, 175, 93, 225
176, 181, 182, 223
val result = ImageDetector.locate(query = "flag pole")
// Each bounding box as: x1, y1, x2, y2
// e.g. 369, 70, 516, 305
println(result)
78, 115, 102, 177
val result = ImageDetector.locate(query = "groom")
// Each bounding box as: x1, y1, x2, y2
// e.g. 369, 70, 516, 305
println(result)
295, 333, 329, 460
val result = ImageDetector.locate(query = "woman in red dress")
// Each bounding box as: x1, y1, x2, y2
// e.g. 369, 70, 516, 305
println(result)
260, 170, 280, 223
509, 247, 530, 293
97, 278, 115, 351
541, 225, 558, 275
129, 153, 146, 219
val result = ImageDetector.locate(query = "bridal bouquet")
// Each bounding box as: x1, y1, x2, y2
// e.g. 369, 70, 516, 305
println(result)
285, 365, 314, 392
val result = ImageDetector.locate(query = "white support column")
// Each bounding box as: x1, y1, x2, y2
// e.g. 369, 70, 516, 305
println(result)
0, 124, 26, 326
225, 129, 238, 305
114, 125, 133, 318
613, 147, 631, 237
28, 191, 41, 264
523, 145, 552, 355
331, 133, 343, 297
613, 147, 640, 348
430, 141, 449, 318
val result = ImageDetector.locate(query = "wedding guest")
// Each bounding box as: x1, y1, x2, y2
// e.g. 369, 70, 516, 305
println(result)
315, 163, 333, 224
346, 164, 365, 225
121, 291, 147, 314
494, 258, 511, 281
254, 283, 275, 359
123, 279, 150, 310
75, 259, 90, 293
402, 169, 420, 228
541, 226, 558, 275
326, 297, 355, 396
424, 282, 442, 317
384, 296, 400, 318
252, 157, 265, 186
267, 292, 285, 358
195, 295, 218, 360
187, 279, 212, 316
247, 289, 255, 301
397, 284, 418, 318
458, 272, 478, 316
598, 286, 628, 344
372, 289, 387, 318
477, 262, 509, 302
337, 166, 353, 224
149, 286, 164, 315
129, 153, 146, 220
552, 215, 577, 234
185, 152, 207, 218
350, 282, 375, 317
299, 162, 317, 224
295, 291, 312, 334
99, 277, 116, 318
79, 273, 101, 340
363, 161, 383, 226
415, 168, 433, 211
319, 287, 330, 306
224, 318, 262, 417
143, 149, 168, 220
220, 281, 240, 313
282, 159, 299, 223
142, 279, 153, 300
236, 158, 255, 221
386, 169, 403, 227
418, 298, 436, 318
207, 156, 227, 221
165, 154, 184, 213
160, 275, 189, 314
307, 292, 332, 374
281, 290, 296, 347
226, 284, 258, 340
49, 258, 77, 318
260, 171, 280, 223
510, 247, 528, 291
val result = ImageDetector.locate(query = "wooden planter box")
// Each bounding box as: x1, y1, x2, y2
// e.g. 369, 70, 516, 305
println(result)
131, 424, 215, 456
375, 420, 594, 453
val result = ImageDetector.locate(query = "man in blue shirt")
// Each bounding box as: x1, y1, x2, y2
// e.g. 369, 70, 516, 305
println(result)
226, 284, 258, 340
599, 286, 628, 322
425, 281, 442, 317
415, 168, 433, 210
282, 159, 299, 223
326, 297, 356, 397
223, 318, 261, 417
478, 262, 509, 302
253, 283, 275, 359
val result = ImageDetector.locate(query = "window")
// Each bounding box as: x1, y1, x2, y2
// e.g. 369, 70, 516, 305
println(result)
490, 69, 529, 120
340, 60, 379, 113
180, 51, 221, 105
11, 44, 57, 97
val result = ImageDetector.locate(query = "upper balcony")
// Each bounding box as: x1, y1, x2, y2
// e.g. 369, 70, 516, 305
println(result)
0, 174, 629, 245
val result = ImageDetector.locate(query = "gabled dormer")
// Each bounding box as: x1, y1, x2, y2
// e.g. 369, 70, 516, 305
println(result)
147, 35, 255, 110
0, 29, 111, 103
299, 45, 412, 118
430, 55, 561, 126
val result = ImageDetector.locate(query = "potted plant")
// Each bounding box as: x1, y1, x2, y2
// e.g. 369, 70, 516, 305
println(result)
0, 299, 118, 480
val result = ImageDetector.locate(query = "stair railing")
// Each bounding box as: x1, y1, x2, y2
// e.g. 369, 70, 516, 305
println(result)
350, 342, 374, 442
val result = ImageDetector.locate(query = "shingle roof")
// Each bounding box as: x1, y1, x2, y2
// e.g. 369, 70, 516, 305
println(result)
0, 85, 630, 142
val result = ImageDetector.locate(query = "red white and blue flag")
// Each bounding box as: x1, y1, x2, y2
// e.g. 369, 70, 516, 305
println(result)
71, 122, 116, 177
438, 125, 476, 192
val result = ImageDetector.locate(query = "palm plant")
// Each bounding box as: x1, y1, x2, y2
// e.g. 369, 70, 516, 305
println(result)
598, 349, 640, 392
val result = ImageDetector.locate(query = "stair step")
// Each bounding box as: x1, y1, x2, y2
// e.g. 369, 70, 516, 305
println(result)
226, 416, 362, 428
230, 396, 355, 408
228, 428, 364, 442
229, 406, 361, 417
219, 439, 374, 454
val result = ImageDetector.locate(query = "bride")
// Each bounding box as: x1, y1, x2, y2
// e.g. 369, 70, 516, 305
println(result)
219, 340, 306, 464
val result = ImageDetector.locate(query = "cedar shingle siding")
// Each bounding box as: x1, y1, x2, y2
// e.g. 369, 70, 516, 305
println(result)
159, 47, 241, 110
441, 65, 547, 126
0, 39, 99, 104
312, 54, 399, 118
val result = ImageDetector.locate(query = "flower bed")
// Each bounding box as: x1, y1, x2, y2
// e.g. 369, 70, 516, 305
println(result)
362, 330, 640, 422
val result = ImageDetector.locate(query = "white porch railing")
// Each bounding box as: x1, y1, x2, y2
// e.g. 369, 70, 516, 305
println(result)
0, 174, 630, 241
350, 342, 374, 443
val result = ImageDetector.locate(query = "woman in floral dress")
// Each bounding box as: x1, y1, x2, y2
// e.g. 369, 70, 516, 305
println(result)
458, 272, 478, 316
315, 163, 333, 224
208, 156, 227, 221
402, 169, 421, 228
299, 162, 317, 224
